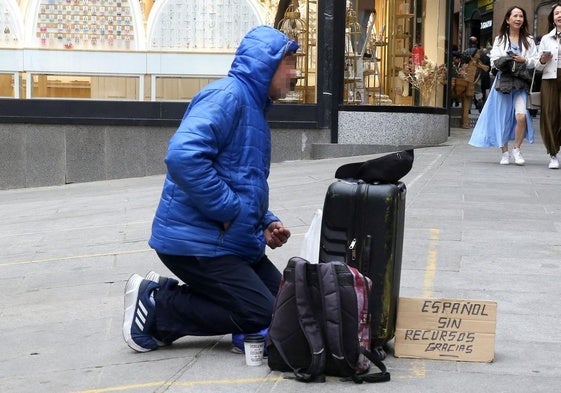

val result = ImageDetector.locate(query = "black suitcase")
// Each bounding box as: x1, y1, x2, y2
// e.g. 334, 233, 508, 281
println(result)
319, 179, 406, 359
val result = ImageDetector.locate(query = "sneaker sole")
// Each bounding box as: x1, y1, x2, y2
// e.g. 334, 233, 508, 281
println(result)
123, 274, 156, 352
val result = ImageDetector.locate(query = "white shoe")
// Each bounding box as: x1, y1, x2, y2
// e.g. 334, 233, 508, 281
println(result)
512, 148, 525, 165
499, 152, 510, 165
549, 155, 559, 169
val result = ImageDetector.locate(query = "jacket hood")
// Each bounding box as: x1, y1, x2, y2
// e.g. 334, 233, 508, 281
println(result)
228, 25, 299, 106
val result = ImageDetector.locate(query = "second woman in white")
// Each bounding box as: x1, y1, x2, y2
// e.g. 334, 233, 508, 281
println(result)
536, 2, 561, 169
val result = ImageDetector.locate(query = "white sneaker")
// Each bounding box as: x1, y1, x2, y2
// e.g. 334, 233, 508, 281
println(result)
549, 155, 559, 169
512, 148, 525, 165
499, 152, 510, 165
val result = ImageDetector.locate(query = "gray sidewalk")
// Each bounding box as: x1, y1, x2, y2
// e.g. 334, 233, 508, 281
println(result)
1, 121, 560, 393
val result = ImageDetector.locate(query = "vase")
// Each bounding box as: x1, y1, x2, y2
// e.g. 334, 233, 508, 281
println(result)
420, 88, 434, 107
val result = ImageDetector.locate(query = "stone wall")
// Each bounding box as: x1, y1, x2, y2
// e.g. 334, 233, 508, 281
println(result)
0, 111, 449, 189
338, 110, 449, 147
0, 124, 331, 190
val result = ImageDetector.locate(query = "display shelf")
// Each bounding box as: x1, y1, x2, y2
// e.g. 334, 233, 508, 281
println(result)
276, 1, 317, 104
396, 13, 414, 19
363, 69, 379, 76
304, 0, 318, 103
360, 5, 387, 106
387, 0, 416, 104
343, 1, 362, 105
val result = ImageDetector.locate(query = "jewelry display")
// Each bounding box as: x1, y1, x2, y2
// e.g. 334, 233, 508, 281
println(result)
33, 0, 137, 50
0, 1, 18, 46
148, 0, 260, 51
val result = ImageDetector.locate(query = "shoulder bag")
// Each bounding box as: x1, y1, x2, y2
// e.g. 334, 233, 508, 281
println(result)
527, 68, 541, 110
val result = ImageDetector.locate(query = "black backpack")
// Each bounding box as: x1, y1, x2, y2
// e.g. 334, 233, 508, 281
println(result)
267, 257, 391, 383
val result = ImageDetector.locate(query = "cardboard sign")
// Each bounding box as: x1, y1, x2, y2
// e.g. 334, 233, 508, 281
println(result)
394, 297, 497, 362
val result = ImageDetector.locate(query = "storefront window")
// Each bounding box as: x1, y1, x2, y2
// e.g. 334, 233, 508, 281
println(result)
344, 0, 448, 107
1, 0, 448, 107
0, 0, 317, 102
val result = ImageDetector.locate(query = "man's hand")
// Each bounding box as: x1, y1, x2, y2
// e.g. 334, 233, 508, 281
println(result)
264, 221, 291, 249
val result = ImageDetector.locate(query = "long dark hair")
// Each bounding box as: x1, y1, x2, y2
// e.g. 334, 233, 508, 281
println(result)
548, 2, 561, 31
497, 6, 532, 50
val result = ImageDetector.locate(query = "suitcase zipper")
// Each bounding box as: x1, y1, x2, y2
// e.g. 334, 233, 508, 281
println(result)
349, 238, 357, 261
347, 181, 367, 265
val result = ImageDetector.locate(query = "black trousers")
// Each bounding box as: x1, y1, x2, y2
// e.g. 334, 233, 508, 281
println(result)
153, 253, 281, 343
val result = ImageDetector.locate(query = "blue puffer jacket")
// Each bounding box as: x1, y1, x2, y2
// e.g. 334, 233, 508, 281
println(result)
149, 25, 298, 263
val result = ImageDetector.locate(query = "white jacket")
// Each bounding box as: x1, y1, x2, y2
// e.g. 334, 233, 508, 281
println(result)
536, 28, 560, 79
489, 35, 538, 69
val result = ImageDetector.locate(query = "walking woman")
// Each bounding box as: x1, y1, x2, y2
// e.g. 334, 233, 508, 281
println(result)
469, 6, 538, 165
536, 2, 561, 169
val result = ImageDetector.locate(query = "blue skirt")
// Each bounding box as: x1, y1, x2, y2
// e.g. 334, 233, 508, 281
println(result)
469, 76, 534, 148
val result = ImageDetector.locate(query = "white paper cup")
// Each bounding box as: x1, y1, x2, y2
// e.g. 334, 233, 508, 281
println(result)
243, 334, 265, 366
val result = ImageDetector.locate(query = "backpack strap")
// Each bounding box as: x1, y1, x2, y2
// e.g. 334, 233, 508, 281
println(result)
319, 262, 391, 384
278, 258, 326, 382
317, 262, 353, 371
354, 347, 391, 383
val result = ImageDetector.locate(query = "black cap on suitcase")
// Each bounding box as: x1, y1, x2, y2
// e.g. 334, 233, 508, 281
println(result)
335, 149, 414, 184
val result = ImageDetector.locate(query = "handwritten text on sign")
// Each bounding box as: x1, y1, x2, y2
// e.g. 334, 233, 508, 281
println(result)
394, 297, 497, 362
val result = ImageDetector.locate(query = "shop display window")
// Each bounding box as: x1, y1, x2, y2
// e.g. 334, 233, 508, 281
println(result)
1, 0, 447, 106
0, 0, 296, 101
346, 0, 448, 107
0, 0, 323, 103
